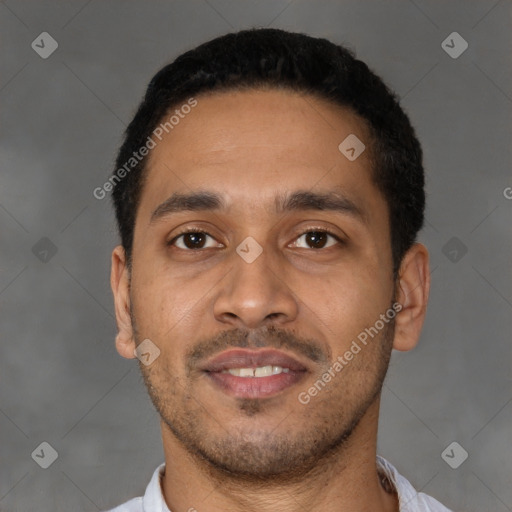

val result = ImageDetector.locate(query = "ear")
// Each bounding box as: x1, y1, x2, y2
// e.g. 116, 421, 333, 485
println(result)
393, 242, 430, 352
110, 245, 136, 359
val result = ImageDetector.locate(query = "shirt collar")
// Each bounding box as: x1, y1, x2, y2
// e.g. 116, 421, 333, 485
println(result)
142, 462, 170, 512
143, 456, 439, 512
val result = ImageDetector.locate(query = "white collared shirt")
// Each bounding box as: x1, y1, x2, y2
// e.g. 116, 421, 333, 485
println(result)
103, 455, 453, 511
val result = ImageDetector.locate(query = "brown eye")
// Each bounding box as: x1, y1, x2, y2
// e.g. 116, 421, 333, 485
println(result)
293, 230, 340, 250
169, 231, 220, 250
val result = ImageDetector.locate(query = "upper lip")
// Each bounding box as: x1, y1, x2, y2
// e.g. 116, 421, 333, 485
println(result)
201, 349, 308, 373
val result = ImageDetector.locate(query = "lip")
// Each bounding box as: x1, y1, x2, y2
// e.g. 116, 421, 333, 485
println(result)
201, 349, 308, 399
201, 349, 307, 372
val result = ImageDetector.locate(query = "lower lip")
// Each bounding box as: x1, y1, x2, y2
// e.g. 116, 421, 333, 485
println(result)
205, 371, 306, 399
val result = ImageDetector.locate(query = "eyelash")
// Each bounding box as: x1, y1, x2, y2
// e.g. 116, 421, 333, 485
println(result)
167, 227, 344, 250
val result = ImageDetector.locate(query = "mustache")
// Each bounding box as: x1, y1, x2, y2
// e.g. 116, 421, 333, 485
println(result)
186, 325, 329, 370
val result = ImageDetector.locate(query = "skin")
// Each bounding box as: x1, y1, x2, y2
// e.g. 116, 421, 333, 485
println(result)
111, 88, 430, 512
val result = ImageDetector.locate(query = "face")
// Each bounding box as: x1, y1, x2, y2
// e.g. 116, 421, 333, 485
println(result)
117, 89, 399, 480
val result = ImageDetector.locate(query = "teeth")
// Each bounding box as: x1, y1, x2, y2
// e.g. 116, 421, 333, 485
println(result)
253, 365, 272, 377
222, 365, 291, 377
239, 368, 255, 377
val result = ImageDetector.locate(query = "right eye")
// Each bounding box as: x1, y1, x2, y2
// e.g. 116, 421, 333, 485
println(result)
168, 229, 222, 250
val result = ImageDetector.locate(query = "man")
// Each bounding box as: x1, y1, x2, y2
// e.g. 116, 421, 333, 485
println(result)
106, 28, 453, 511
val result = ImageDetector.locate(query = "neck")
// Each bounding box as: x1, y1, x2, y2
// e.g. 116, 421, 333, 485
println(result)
160, 399, 398, 512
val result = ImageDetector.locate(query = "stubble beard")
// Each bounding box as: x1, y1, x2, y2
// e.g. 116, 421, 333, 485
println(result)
134, 312, 395, 484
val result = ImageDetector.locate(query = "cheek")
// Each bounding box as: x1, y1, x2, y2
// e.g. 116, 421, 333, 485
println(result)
131, 268, 199, 342
300, 264, 392, 345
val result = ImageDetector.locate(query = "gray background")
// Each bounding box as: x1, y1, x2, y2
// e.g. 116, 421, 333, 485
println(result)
1, 1, 511, 511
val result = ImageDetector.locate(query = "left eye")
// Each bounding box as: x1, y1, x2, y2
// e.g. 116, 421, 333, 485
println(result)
292, 230, 340, 250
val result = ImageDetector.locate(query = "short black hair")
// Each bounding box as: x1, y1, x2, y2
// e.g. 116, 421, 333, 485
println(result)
111, 28, 424, 277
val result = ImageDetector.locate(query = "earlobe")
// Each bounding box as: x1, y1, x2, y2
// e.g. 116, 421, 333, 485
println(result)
115, 330, 136, 360
110, 245, 136, 360
392, 243, 431, 352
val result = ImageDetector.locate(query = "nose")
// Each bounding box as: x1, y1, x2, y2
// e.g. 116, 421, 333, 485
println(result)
213, 244, 299, 330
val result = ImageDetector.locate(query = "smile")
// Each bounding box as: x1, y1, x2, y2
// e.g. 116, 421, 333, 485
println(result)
221, 365, 290, 377
201, 349, 308, 398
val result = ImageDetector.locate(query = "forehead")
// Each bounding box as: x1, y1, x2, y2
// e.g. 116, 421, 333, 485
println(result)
137, 88, 382, 224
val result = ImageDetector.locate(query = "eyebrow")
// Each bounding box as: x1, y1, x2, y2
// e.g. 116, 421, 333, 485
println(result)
149, 189, 366, 225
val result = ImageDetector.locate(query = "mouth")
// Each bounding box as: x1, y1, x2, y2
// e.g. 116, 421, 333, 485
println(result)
201, 349, 309, 399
